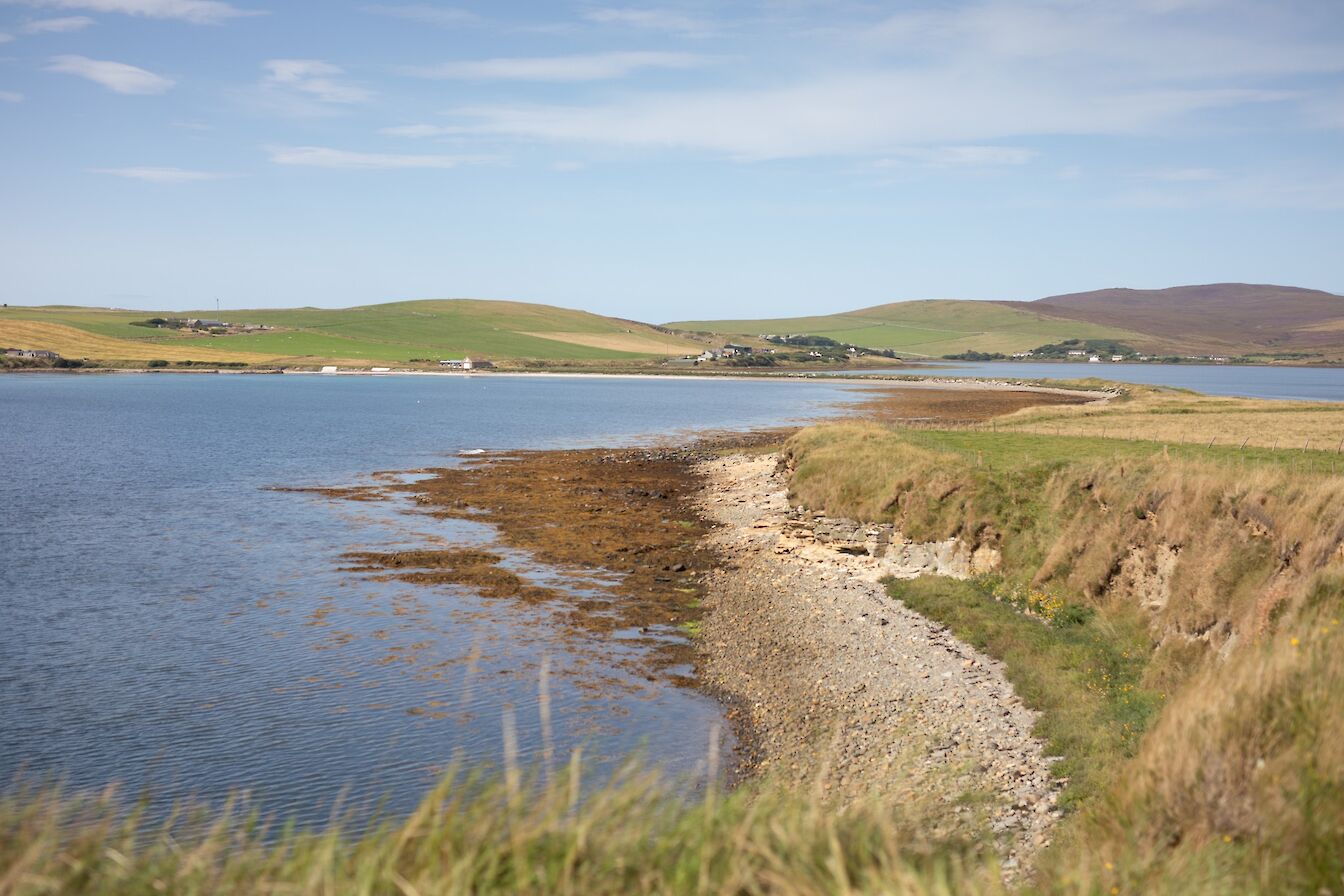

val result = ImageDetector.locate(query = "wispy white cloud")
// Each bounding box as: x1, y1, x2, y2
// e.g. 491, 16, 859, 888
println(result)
262, 59, 371, 104
379, 123, 458, 138
268, 145, 492, 169
0, 89, 23, 102
0, 0, 256, 24
876, 145, 1038, 168
425, 0, 1335, 161
583, 7, 718, 38
446, 78, 1285, 160
863, 0, 1344, 81
0, 31, 13, 41
92, 166, 232, 182
47, 54, 173, 93
407, 50, 705, 82
361, 4, 478, 26
22, 15, 94, 32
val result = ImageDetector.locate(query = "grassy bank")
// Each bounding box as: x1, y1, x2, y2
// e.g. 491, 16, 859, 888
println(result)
785, 416, 1344, 892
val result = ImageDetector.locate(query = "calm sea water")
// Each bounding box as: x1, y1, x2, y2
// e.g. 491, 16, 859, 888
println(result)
900, 361, 1344, 402
0, 372, 863, 823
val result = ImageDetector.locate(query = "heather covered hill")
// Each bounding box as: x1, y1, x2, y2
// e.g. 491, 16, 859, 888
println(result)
1005, 284, 1344, 357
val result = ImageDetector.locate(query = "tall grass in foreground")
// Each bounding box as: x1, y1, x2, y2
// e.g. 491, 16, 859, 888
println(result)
0, 759, 1002, 896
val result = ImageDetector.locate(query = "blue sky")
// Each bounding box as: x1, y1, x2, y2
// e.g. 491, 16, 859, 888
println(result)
1, 0, 1342, 319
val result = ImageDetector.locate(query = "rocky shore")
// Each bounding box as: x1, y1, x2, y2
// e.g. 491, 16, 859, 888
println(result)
695, 452, 1062, 873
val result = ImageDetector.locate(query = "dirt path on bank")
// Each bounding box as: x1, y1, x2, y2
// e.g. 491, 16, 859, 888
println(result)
696, 453, 1062, 872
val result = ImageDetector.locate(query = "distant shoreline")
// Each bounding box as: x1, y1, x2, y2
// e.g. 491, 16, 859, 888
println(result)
0, 363, 1117, 400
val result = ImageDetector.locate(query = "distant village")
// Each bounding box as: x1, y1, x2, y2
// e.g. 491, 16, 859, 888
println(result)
944, 338, 1232, 364
136, 317, 273, 334
664, 335, 895, 368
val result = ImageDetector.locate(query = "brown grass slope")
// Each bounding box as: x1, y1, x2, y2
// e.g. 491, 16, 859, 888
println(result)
1000, 283, 1344, 356
786, 422, 1344, 890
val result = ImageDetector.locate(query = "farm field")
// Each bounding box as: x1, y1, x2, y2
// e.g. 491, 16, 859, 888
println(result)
0, 300, 706, 365
668, 299, 1141, 358
0, 320, 281, 364
991, 386, 1344, 453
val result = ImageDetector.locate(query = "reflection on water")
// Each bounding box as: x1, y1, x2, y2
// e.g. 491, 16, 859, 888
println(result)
0, 373, 858, 822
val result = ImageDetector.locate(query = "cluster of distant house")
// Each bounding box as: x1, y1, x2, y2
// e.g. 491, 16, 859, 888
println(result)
144, 318, 272, 333
1010, 349, 1230, 364
1010, 350, 1141, 363
3, 348, 59, 359
696, 343, 755, 362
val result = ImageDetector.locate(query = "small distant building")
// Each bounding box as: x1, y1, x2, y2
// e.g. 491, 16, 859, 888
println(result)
723, 343, 753, 356
320, 365, 338, 374
1111, 355, 1125, 362
1067, 350, 1086, 357
1088, 355, 1101, 363
697, 350, 720, 362
439, 357, 495, 371
187, 319, 227, 329
17, 349, 58, 360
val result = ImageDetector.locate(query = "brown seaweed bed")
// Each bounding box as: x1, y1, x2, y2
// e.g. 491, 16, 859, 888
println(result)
284, 385, 1092, 688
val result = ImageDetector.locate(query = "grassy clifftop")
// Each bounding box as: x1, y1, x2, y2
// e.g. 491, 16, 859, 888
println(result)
785, 414, 1344, 891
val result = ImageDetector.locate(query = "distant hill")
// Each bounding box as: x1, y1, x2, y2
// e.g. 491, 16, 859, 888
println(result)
0, 299, 706, 365
667, 299, 1139, 358
1002, 284, 1344, 357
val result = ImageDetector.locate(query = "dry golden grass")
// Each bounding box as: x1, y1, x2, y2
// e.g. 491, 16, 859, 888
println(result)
520, 330, 705, 354
785, 418, 1344, 891
0, 321, 281, 364
995, 388, 1344, 452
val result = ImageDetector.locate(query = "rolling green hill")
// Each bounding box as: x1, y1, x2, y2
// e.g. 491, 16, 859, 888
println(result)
668, 299, 1140, 358
0, 300, 705, 365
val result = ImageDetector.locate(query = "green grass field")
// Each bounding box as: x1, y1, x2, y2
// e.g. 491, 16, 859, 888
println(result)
0, 300, 706, 364
668, 299, 1141, 357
